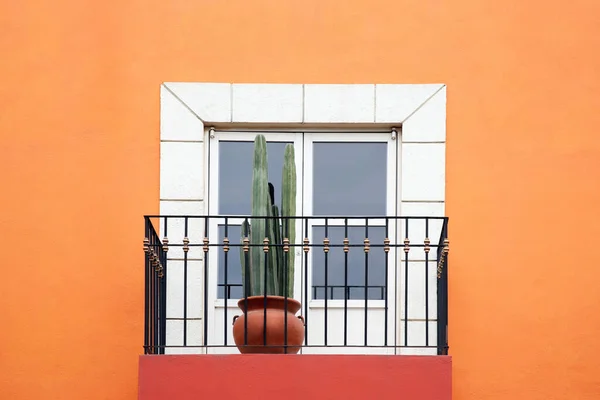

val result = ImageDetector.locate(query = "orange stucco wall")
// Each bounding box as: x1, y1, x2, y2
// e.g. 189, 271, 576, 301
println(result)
2, 1, 600, 399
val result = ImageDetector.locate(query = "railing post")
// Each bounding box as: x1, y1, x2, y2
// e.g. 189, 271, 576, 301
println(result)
144, 217, 149, 355
442, 225, 449, 355
159, 225, 168, 355
437, 218, 449, 355
153, 237, 158, 355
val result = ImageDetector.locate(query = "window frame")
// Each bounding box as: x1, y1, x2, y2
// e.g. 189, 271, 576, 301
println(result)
302, 131, 398, 306
207, 130, 304, 306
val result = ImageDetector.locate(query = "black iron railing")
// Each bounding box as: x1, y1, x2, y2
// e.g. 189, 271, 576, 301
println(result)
143, 215, 449, 355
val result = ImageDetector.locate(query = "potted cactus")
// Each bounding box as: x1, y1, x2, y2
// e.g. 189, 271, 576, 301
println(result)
231, 134, 305, 354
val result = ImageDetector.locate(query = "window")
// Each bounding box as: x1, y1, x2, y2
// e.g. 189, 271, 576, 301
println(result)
207, 129, 398, 352
305, 137, 394, 302
211, 131, 396, 302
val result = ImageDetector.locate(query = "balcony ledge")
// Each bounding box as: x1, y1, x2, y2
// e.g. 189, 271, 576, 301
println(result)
138, 354, 452, 400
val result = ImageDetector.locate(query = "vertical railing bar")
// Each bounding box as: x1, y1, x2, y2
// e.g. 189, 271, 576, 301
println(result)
160, 236, 167, 354
344, 218, 349, 346
150, 219, 160, 354
364, 219, 369, 347
153, 243, 158, 354
394, 218, 399, 353
149, 231, 152, 354
157, 217, 169, 354
263, 216, 268, 346
150, 222, 155, 354
144, 217, 149, 354
425, 217, 429, 348
283, 216, 289, 353
203, 217, 209, 348
443, 218, 449, 355
183, 217, 189, 347
404, 218, 409, 347
436, 219, 443, 355
152, 225, 156, 354
223, 217, 228, 346
244, 217, 250, 346
150, 230, 156, 354
148, 237, 152, 354
384, 217, 389, 347
324, 218, 329, 346
436, 217, 448, 355
155, 222, 161, 354
304, 217, 309, 345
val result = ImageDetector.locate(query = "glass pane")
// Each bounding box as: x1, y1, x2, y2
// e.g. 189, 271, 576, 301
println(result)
217, 224, 243, 299
312, 226, 387, 300
313, 142, 387, 216
219, 141, 291, 215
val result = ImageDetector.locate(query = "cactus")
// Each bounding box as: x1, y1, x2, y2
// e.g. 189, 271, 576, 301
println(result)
240, 135, 297, 298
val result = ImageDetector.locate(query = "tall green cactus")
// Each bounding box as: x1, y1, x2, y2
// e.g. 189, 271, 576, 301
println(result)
281, 145, 296, 298
240, 135, 297, 298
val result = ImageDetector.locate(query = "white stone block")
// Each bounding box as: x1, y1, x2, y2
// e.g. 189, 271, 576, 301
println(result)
401, 143, 446, 201
304, 84, 375, 123
160, 141, 204, 200
160, 86, 204, 141
232, 84, 303, 122
375, 84, 443, 124
402, 86, 447, 142
164, 82, 231, 122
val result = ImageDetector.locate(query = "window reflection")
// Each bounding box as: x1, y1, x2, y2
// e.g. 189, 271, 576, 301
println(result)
312, 226, 387, 300
219, 141, 291, 215
217, 224, 243, 299
313, 142, 387, 216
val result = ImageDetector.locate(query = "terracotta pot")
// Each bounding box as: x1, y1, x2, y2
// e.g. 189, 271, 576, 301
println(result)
232, 295, 305, 354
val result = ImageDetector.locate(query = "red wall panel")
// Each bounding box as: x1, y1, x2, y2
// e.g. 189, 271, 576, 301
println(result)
138, 355, 452, 400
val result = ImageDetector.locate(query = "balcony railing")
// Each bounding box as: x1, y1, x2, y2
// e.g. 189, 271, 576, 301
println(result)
143, 215, 449, 356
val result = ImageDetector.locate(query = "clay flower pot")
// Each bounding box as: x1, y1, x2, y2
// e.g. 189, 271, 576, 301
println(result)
232, 295, 305, 354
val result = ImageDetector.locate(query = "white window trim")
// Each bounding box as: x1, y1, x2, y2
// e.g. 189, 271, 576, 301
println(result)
159, 83, 447, 354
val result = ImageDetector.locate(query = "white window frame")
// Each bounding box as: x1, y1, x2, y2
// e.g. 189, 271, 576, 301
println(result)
207, 130, 305, 309
302, 131, 397, 304
159, 83, 447, 354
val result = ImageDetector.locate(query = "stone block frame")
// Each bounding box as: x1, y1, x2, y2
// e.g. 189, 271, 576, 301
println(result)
159, 82, 447, 354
